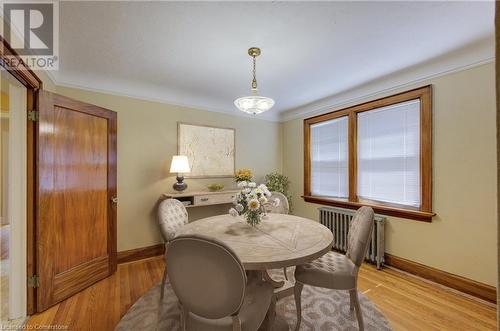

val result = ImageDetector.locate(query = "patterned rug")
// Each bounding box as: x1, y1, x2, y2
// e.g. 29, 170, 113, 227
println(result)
116, 270, 392, 331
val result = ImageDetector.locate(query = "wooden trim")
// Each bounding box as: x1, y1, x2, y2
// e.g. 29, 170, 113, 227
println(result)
303, 85, 433, 220
1, 35, 43, 314
385, 253, 497, 303
303, 120, 311, 196
303, 195, 434, 222
107, 107, 118, 273
348, 111, 357, 202
26, 89, 37, 314
0, 35, 42, 90
420, 87, 433, 212
117, 244, 165, 264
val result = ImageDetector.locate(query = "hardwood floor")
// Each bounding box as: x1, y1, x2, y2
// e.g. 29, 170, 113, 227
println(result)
25, 256, 497, 331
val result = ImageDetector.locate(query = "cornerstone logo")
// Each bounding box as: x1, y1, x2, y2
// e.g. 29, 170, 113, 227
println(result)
2, 1, 59, 70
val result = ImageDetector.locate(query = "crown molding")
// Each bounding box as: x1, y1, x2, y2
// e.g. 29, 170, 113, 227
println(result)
54, 79, 281, 122
53, 55, 494, 124
279, 56, 494, 122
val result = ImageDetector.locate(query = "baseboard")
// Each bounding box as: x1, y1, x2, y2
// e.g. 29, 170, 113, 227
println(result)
117, 244, 165, 264
384, 253, 497, 303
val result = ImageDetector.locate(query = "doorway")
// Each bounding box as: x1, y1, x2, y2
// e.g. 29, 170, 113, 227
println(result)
0, 67, 28, 325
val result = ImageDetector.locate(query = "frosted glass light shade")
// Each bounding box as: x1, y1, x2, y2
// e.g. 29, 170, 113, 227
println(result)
170, 155, 191, 173
234, 95, 275, 114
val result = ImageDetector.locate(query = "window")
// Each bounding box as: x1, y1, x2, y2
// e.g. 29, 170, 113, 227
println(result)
310, 116, 348, 198
304, 86, 433, 221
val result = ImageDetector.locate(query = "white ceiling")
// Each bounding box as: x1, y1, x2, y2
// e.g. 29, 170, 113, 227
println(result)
54, 1, 495, 121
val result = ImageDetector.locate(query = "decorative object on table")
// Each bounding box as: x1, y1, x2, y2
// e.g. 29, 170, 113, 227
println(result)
169, 155, 191, 192
234, 168, 253, 182
229, 181, 280, 226
207, 183, 224, 192
178, 122, 235, 178
265, 172, 293, 212
234, 47, 275, 115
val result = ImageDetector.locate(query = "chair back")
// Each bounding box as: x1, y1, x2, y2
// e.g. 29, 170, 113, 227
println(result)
166, 235, 247, 320
346, 206, 374, 267
157, 199, 188, 242
266, 192, 290, 214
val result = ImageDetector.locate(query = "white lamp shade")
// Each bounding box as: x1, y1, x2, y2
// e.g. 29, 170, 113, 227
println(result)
170, 155, 191, 173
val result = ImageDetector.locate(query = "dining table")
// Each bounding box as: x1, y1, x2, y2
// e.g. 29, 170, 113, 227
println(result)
177, 213, 334, 330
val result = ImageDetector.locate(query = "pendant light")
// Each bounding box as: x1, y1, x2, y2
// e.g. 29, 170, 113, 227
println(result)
234, 47, 275, 114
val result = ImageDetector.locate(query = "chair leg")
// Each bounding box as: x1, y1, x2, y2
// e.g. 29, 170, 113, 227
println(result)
283, 267, 288, 280
266, 295, 277, 331
160, 267, 168, 303
349, 289, 355, 312
351, 289, 364, 331
232, 315, 242, 331
181, 305, 188, 331
294, 281, 304, 331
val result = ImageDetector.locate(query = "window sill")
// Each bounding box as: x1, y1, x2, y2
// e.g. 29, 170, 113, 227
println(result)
302, 195, 435, 222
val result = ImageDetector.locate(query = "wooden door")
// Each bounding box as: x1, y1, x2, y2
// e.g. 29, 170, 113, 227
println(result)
36, 91, 117, 311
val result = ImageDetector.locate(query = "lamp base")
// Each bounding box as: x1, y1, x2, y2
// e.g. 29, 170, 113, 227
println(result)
173, 175, 187, 192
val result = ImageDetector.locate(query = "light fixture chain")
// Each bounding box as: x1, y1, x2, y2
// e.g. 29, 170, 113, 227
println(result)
252, 55, 257, 91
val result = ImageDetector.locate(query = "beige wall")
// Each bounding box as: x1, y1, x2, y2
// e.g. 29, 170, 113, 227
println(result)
56, 86, 282, 251
282, 62, 497, 286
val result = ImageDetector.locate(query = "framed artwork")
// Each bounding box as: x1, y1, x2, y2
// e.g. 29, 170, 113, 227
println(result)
178, 122, 235, 178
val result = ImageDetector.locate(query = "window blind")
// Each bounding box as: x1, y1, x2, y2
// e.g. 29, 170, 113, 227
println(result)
357, 99, 421, 207
310, 116, 348, 198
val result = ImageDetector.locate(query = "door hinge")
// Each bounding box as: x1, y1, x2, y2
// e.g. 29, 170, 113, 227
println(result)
28, 110, 38, 122
28, 275, 40, 288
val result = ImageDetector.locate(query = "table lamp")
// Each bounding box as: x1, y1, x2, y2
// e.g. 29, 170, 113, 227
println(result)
170, 155, 191, 192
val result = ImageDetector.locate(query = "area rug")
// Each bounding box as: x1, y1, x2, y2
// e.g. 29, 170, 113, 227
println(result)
116, 270, 392, 331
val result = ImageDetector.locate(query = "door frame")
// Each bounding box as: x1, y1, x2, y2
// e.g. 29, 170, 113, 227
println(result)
1, 35, 43, 314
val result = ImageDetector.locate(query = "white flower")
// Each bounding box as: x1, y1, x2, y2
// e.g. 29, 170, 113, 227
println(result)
258, 184, 268, 190
259, 196, 268, 204
243, 188, 251, 194
237, 181, 248, 188
264, 190, 272, 197
229, 208, 239, 217
248, 199, 260, 211
235, 204, 244, 212
273, 198, 280, 207
254, 188, 263, 195
248, 182, 257, 188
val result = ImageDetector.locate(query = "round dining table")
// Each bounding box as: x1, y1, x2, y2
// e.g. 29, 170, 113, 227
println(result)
177, 213, 334, 330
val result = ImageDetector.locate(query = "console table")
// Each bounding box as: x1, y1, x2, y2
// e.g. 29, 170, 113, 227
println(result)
161, 189, 240, 208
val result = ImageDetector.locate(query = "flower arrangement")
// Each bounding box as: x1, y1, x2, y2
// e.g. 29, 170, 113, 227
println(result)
229, 181, 280, 226
234, 168, 253, 182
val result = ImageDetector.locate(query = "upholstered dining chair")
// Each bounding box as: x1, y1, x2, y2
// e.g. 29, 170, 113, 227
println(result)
157, 198, 189, 301
266, 192, 290, 215
166, 234, 274, 331
293, 206, 374, 331
265, 192, 291, 280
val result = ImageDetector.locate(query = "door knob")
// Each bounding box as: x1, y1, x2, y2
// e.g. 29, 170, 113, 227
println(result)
111, 197, 118, 204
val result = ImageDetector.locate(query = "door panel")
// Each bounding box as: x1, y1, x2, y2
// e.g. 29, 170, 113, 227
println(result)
37, 91, 117, 311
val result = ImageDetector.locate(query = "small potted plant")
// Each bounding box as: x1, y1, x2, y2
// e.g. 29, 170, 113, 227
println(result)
234, 168, 253, 183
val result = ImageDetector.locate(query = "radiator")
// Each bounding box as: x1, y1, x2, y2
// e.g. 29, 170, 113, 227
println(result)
319, 206, 385, 269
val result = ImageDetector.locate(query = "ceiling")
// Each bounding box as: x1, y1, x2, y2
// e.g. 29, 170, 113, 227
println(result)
54, 1, 495, 121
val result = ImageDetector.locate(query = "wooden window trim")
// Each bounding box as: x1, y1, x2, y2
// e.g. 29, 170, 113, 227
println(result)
304, 85, 434, 222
